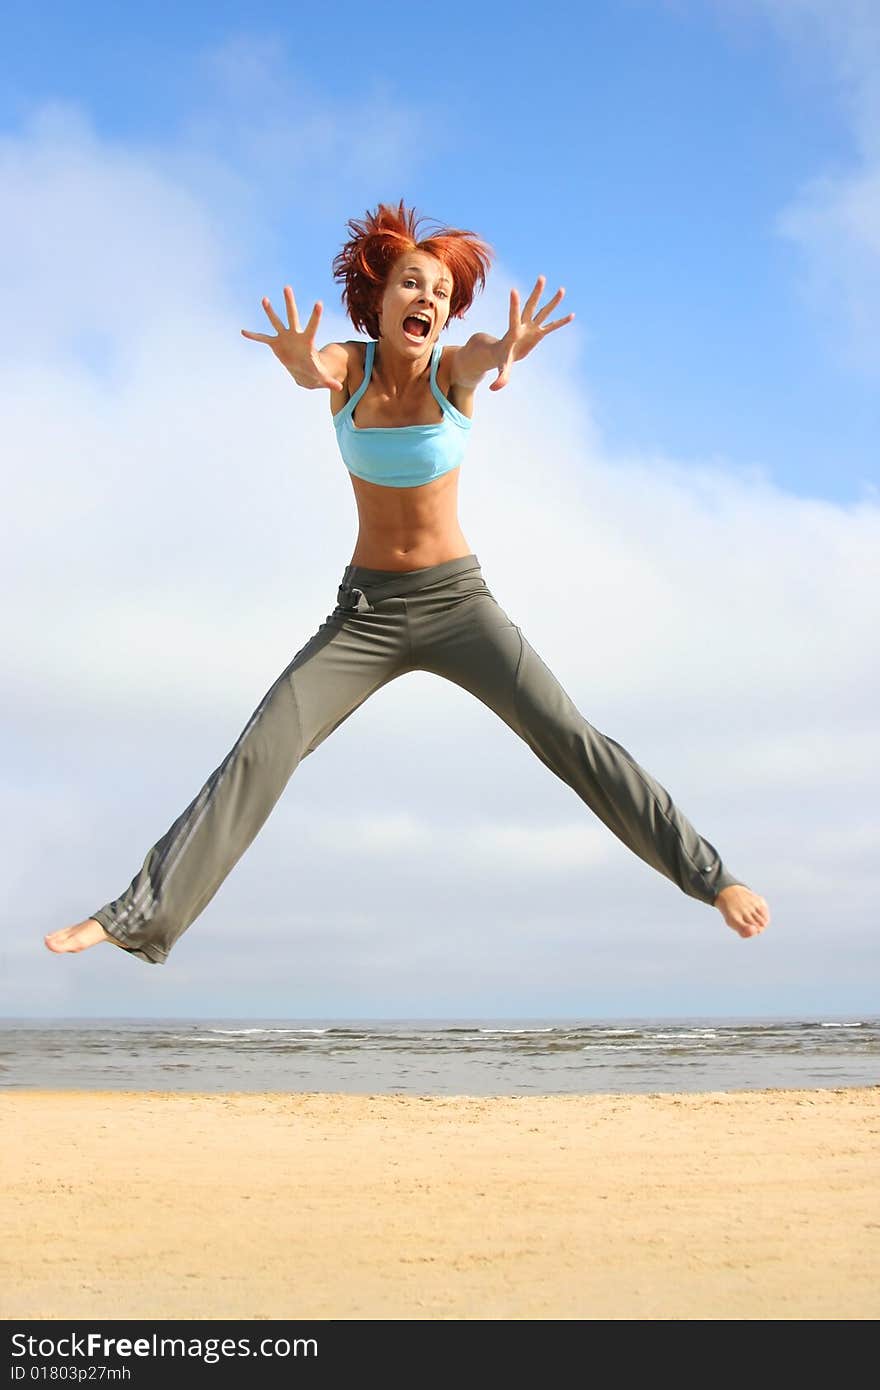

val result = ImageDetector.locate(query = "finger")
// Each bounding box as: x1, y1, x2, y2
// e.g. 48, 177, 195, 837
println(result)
509, 288, 520, 330
539, 312, 576, 334
534, 286, 564, 326
240, 329, 274, 343
303, 300, 324, 344
522, 274, 546, 321
261, 296, 286, 333
317, 368, 344, 391
490, 358, 512, 392
284, 286, 302, 334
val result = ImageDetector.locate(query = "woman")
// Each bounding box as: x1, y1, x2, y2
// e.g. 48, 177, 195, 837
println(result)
46, 201, 769, 963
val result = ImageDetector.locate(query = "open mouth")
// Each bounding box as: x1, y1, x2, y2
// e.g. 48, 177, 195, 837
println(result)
402, 314, 431, 342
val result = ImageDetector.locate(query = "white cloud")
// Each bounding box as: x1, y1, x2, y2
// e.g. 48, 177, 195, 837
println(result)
2, 92, 878, 1016
736, 0, 880, 372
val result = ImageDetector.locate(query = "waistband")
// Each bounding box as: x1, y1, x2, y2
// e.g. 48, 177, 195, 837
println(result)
337, 553, 481, 612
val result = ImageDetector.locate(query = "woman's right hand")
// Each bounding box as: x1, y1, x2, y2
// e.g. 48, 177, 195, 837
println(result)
241, 287, 345, 391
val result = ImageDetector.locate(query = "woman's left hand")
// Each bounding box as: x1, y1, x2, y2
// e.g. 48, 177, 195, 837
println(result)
491, 276, 575, 391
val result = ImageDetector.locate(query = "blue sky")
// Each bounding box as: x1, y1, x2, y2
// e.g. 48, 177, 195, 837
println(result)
2, 0, 877, 500
1, 0, 878, 1018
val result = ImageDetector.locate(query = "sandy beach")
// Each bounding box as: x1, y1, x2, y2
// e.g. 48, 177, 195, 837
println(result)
2, 1087, 877, 1321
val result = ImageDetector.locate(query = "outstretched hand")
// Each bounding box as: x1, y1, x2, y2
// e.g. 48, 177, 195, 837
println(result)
490, 275, 575, 392
241, 287, 344, 391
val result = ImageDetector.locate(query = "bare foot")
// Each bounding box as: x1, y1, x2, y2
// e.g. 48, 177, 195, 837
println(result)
713, 885, 770, 939
44, 919, 115, 954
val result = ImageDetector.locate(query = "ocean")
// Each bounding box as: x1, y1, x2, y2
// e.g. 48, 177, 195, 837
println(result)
1, 1016, 877, 1094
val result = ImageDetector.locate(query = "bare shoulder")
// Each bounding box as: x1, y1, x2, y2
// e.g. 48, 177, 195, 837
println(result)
324, 340, 364, 417
438, 344, 476, 421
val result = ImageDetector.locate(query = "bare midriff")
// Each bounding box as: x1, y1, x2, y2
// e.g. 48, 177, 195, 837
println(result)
348, 467, 473, 571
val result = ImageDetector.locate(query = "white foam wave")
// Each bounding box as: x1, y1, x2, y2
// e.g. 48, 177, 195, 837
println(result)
478, 1028, 555, 1035
205, 1027, 329, 1036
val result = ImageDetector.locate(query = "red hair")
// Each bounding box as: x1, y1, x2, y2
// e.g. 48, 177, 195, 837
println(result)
332, 199, 493, 339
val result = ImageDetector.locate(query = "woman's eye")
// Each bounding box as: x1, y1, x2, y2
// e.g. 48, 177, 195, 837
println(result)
403, 278, 447, 297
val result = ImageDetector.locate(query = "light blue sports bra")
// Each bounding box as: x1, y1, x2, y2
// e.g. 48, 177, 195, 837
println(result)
333, 340, 472, 488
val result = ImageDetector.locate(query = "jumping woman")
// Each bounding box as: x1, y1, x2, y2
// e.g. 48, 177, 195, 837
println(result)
46, 200, 770, 964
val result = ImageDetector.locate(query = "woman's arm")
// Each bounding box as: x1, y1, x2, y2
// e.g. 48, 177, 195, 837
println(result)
241, 287, 348, 391
450, 275, 574, 393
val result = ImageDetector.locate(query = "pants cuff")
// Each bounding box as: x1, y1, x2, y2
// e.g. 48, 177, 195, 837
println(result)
705, 867, 748, 904
91, 909, 168, 966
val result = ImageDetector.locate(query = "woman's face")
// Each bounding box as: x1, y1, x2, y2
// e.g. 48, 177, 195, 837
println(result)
377, 249, 453, 353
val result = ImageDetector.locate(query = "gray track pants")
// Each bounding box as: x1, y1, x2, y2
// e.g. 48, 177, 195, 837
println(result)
91, 554, 743, 963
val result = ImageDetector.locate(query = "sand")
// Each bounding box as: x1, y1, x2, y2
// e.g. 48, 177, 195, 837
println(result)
2, 1087, 878, 1321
